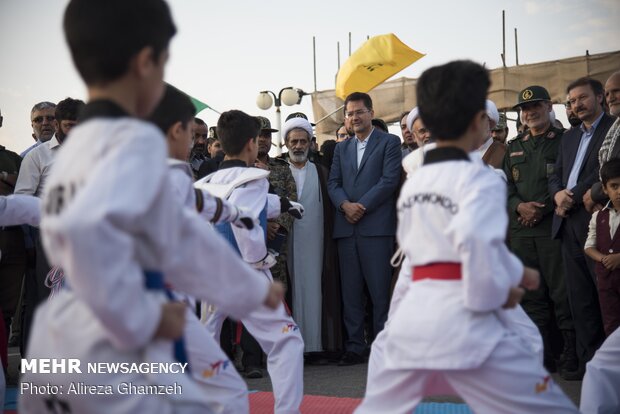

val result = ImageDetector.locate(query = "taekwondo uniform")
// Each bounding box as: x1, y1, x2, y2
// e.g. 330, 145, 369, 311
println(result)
0, 194, 40, 227
355, 146, 577, 414
20, 101, 271, 414
580, 327, 620, 413
167, 159, 264, 414
198, 160, 305, 414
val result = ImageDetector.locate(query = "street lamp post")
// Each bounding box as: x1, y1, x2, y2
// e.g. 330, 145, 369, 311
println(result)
256, 87, 308, 155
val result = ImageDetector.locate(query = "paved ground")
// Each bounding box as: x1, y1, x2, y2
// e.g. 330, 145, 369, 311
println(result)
7, 347, 582, 408
245, 361, 583, 407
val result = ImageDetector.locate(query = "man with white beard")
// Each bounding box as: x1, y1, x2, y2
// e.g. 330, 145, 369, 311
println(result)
283, 117, 343, 362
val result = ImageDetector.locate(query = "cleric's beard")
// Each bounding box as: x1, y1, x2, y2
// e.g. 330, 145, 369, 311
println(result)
289, 149, 308, 164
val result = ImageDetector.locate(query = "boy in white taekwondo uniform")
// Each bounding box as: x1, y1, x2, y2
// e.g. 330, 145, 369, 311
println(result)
580, 327, 620, 413
355, 60, 578, 414
197, 110, 305, 414
0, 194, 40, 227
149, 84, 267, 414
20, 1, 283, 413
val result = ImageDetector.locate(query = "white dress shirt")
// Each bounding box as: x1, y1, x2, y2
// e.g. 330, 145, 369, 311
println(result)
356, 127, 375, 168
584, 202, 620, 250
15, 134, 61, 197
567, 113, 604, 190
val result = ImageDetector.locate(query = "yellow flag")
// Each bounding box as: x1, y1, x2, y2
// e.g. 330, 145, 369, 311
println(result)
336, 34, 425, 100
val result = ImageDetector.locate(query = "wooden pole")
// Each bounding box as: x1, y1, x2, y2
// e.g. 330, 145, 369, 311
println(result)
501, 10, 506, 67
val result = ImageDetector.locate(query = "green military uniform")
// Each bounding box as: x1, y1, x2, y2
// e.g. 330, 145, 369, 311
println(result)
266, 156, 298, 289
504, 86, 575, 371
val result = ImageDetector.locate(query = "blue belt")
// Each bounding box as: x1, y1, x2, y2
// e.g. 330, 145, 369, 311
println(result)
144, 271, 190, 372
65, 270, 190, 372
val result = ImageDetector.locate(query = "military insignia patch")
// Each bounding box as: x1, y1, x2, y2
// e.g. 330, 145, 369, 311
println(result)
512, 166, 520, 182
546, 131, 556, 139
522, 89, 533, 100
510, 151, 524, 157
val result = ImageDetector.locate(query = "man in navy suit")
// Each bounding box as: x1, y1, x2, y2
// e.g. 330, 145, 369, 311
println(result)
327, 92, 402, 365
549, 77, 616, 379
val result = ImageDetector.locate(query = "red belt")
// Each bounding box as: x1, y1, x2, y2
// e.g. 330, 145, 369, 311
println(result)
412, 263, 462, 281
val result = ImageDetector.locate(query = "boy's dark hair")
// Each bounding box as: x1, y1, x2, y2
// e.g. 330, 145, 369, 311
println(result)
344, 92, 373, 112
566, 77, 604, 97
216, 110, 261, 156
149, 84, 196, 134
600, 159, 620, 186
416, 60, 489, 141
64, 0, 176, 86
55, 97, 85, 122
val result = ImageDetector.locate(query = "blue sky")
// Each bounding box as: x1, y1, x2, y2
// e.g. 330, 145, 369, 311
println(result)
1, 0, 618, 153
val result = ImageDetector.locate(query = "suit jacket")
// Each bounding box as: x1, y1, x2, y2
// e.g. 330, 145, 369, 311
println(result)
327, 128, 402, 238
548, 113, 616, 239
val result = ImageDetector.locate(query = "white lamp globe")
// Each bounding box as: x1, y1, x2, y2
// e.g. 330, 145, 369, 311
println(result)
256, 92, 273, 110
281, 88, 300, 106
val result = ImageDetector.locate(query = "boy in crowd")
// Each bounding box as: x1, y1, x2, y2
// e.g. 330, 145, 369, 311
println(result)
20, 1, 281, 413
584, 158, 620, 337
355, 60, 577, 414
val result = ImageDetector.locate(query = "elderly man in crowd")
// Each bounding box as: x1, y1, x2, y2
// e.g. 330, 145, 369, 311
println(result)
503, 86, 577, 378
586, 71, 620, 210
15, 97, 85, 352
21, 102, 57, 157
549, 77, 616, 378
283, 117, 343, 363
399, 111, 417, 158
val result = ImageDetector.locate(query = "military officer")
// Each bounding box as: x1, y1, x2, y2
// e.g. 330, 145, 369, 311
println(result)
503, 85, 579, 380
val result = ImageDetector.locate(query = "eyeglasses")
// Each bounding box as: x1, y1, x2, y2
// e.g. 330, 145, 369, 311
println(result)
32, 115, 55, 124
337, 133, 349, 138
344, 109, 370, 119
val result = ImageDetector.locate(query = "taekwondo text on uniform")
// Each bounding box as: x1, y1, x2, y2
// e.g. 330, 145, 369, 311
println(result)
21, 359, 189, 374
398, 192, 459, 214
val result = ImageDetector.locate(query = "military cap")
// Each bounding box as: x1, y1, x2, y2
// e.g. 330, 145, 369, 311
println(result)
493, 113, 507, 130
286, 112, 316, 126
256, 116, 278, 132
514, 85, 551, 108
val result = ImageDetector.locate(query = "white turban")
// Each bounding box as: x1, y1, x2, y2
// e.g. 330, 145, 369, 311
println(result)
406, 107, 419, 132
486, 99, 499, 128
282, 117, 313, 143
